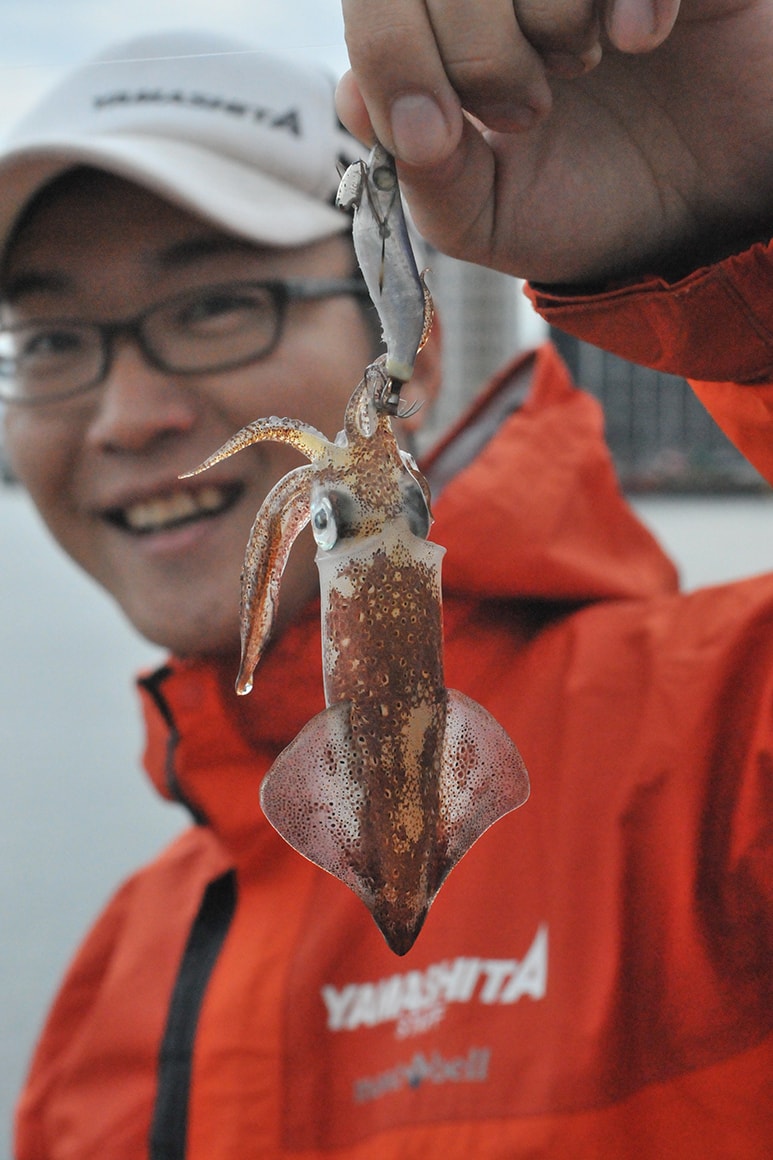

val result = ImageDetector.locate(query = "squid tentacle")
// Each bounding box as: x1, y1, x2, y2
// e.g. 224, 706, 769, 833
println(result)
237, 464, 314, 694
181, 417, 331, 478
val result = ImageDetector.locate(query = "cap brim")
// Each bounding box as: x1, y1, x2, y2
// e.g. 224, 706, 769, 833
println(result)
0, 133, 351, 259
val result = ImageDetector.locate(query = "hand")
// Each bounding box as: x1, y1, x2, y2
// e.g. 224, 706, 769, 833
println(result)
337, 0, 773, 284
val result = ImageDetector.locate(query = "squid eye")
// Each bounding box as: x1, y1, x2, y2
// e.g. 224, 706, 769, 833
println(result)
400, 476, 431, 540
311, 495, 338, 550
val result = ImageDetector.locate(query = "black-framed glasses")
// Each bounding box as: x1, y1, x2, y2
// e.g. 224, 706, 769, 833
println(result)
0, 276, 371, 405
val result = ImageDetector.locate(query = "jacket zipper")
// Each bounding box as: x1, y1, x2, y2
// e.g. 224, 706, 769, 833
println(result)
149, 870, 237, 1158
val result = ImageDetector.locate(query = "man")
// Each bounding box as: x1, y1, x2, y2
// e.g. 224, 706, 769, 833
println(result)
3, 24, 770, 1160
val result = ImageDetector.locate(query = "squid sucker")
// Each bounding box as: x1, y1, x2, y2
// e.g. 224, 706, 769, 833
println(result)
183, 364, 529, 955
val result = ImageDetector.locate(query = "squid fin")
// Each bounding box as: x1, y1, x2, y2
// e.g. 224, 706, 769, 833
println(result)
260, 693, 529, 956
437, 690, 530, 877
259, 703, 366, 897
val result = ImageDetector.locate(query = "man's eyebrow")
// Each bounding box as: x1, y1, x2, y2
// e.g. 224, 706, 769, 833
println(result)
155, 234, 267, 269
2, 271, 71, 302
1, 236, 267, 302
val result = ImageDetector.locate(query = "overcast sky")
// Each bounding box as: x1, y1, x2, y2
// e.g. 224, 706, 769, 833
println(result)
0, 0, 350, 138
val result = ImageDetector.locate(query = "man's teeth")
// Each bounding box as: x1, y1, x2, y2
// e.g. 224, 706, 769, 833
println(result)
123, 486, 229, 532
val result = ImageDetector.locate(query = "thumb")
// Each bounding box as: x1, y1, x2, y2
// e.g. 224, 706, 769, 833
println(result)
336, 68, 463, 169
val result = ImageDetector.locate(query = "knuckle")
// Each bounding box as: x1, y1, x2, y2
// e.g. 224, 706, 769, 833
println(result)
443, 49, 549, 118
346, 17, 427, 71
517, 0, 600, 53
446, 50, 514, 93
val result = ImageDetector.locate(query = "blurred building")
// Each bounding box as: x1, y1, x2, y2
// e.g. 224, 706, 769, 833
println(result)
425, 252, 767, 494
0, 409, 12, 483
421, 251, 540, 446
551, 330, 767, 493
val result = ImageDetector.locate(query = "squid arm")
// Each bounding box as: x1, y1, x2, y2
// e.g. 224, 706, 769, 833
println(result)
181, 416, 330, 476
181, 417, 333, 692
236, 464, 313, 694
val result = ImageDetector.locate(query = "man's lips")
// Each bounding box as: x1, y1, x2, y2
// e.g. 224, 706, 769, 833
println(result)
102, 481, 245, 535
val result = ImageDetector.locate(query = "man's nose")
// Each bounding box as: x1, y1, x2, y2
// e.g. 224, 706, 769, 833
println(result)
84, 337, 198, 454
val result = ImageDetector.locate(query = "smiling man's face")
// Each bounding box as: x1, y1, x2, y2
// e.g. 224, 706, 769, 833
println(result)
2, 170, 377, 658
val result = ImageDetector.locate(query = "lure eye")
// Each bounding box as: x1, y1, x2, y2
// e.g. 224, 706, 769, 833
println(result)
311, 495, 338, 551
372, 164, 397, 193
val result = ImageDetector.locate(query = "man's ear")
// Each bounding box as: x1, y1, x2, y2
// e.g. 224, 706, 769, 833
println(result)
398, 313, 443, 434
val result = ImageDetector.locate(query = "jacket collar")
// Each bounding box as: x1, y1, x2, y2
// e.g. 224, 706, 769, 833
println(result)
138, 603, 324, 868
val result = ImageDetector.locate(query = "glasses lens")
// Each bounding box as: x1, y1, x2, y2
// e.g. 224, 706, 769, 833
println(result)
0, 322, 102, 402
146, 284, 280, 372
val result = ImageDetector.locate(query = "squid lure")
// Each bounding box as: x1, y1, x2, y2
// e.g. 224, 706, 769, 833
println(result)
336, 141, 433, 408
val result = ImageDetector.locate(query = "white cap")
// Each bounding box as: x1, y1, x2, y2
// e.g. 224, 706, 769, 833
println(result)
0, 30, 366, 257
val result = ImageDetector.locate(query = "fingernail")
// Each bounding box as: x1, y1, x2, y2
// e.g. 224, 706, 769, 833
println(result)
545, 43, 603, 78
607, 0, 660, 52
390, 93, 452, 166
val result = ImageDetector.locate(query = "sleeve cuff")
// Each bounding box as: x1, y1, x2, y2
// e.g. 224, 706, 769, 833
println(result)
526, 238, 773, 385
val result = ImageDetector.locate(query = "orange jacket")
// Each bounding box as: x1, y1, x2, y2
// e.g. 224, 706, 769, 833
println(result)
15, 341, 772, 1158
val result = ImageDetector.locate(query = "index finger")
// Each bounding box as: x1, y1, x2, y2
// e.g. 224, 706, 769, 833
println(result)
340, 0, 551, 166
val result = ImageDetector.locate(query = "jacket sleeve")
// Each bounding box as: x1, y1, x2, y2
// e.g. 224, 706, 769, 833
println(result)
526, 238, 773, 483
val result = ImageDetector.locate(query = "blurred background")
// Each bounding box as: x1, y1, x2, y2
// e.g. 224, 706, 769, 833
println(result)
1, 1, 772, 1150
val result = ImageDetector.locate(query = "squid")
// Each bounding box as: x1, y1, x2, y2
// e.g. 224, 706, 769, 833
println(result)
183, 360, 529, 955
